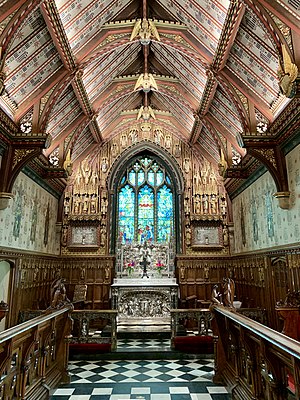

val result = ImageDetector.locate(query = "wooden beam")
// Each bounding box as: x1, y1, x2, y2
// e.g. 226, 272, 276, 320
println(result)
221, 68, 274, 121
194, 142, 218, 167
205, 114, 241, 152
40, 1, 76, 71
217, 4, 246, 71
257, 0, 300, 35
15, 67, 68, 122
0, 0, 26, 23
45, 114, 87, 156
73, 143, 99, 167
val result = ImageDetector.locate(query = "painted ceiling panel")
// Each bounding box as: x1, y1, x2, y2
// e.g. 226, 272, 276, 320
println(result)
152, 92, 194, 132
198, 125, 220, 161
98, 91, 140, 131
46, 87, 83, 137
212, 89, 243, 133
159, 0, 229, 53
274, 0, 300, 19
226, 10, 279, 106
72, 126, 95, 159
209, 106, 240, 138
83, 43, 140, 102
151, 42, 206, 102
56, 0, 131, 53
9, 8, 46, 51
4, 9, 63, 105
226, 51, 277, 105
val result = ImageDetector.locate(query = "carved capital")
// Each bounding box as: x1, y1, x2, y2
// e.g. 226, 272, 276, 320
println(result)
273, 191, 291, 210
0, 192, 14, 210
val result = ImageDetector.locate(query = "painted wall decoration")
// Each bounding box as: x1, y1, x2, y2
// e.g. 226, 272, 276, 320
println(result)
251, 196, 259, 243
232, 144, 300, 253
0, 172, 59, 254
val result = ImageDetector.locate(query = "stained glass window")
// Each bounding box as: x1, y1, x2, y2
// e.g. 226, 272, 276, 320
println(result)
117, 156, 174, 243
118, 185, 135, 243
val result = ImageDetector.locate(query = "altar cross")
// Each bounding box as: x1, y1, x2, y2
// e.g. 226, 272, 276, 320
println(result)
140, 257, 150, 278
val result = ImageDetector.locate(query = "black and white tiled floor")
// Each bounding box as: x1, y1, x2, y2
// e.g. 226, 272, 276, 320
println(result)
116, 339, 171, 350
52, 337, 230, 399
51, 358, 230, 400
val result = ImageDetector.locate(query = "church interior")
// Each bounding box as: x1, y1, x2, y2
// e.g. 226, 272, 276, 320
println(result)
0, 0, 300, 399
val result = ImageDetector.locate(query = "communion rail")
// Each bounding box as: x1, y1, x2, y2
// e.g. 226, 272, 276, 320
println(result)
70, 309, 117, 351
0, 306, 72, 400
212, 305, 300, 400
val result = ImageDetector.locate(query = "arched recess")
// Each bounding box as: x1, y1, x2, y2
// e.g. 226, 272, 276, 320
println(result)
108, 141, 185, 254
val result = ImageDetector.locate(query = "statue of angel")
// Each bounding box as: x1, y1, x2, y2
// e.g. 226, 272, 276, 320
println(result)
277, 44, 298, 98
134, 73, 158, 92
130, 18, 160, 44
137, 105, 156, 121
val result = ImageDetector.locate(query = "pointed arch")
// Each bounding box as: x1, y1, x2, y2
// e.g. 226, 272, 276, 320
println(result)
108, 141, 184, 253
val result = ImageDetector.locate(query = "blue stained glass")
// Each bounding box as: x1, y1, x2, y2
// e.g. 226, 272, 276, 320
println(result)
128, 170, 135, 185
118, 185, 135, 243
137, 170, 144, 185
138, 185, 154, 243
157, 185, 173, 242
156, 170, 163, 186
142, 157, 151, 166
117, 156, 174, 244
148, 170, 155, 185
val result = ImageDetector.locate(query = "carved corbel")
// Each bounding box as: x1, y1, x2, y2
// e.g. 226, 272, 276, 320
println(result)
0, 140, 48, 209
246, 144, 290, 209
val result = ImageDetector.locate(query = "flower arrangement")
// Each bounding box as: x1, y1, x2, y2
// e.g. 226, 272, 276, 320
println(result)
155, 260, 165, 274
125, 261, 135, 276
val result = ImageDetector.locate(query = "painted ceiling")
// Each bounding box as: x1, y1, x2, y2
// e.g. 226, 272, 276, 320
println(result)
0, 0, 298, 169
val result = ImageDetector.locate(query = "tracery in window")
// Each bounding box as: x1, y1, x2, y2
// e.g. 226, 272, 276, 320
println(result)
117, 156, 174, 244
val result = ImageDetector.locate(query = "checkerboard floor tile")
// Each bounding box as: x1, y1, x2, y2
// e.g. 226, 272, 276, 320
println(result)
117, 339, 171, 350
50, 359, 231, 400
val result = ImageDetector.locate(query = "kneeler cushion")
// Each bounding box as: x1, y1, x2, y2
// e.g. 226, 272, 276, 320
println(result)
173, 335, 214, 353
69, 343, 111, 353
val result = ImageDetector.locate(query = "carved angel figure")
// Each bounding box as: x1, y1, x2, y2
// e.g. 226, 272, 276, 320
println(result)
277, 44, 298, 98
130, 18, 160, 44
134, 73, 158, 92
137, 105, 156, 121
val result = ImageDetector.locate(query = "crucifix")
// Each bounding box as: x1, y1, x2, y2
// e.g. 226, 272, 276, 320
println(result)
140, 256, 150, 278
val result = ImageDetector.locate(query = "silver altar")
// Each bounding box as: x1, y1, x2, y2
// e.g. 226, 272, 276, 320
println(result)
113, 241, 177, 329
111, 278, 178, 329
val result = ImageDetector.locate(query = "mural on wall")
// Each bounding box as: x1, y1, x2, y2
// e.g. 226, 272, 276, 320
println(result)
44, 202, 50, 246
12, 183, 24, 239
265, 190, 274, 238
240, 201, 246, 246
251, 196, 259, 243
232, 144, 300, 253
30, 196, 38, 242
0, 172, 59, 254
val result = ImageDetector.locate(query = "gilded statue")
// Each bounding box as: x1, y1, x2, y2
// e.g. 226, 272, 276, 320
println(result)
130, 18, 160, 44
277, 44, 298, 98
134, 73, 158, 92
137, 105, 156, 121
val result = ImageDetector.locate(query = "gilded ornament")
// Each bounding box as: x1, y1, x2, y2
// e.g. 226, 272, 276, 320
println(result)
12, 149, 35, 169
277, 44, 298, 98
130, 18, 160, 44
255, 148, 276, 169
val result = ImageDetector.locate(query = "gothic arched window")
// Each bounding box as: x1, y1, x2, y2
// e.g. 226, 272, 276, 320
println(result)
117, 156, 174, 244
